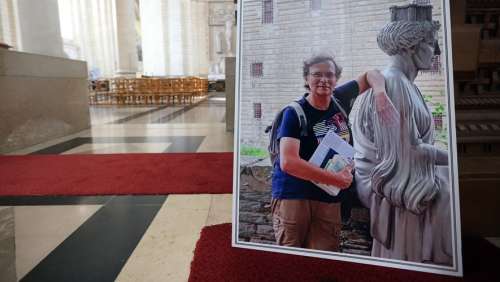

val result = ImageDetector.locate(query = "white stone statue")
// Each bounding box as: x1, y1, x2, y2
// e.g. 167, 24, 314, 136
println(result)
224, 13, 234, 56
212, 61, 220, 75
215, 31, 224, 54
218, 56, 225, 74
352, 4, 452, 265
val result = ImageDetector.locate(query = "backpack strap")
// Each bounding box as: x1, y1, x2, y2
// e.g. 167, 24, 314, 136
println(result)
330, 95, 354, 145
289, 101, 308, 137
267, 101, 308, 166
330, 96, 348, 121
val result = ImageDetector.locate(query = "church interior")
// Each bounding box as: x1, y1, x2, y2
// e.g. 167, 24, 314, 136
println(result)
0, 0, 499, 281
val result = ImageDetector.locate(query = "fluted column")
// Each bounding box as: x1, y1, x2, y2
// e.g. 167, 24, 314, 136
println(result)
63, 0, 117, 77
199, 1, 210, 76
0, 0, 20, 49
114, 0, 138, 75
189, 0, 209, 77
139, 0, 168, 76
139, 0, 210, 77
167, 0, 183, 75
181, 0, 193, 75
17, 0, 65, 57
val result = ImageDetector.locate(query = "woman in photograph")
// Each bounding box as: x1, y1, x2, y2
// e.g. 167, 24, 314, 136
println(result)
351, 5, 452, 264
271, 54, 388, 251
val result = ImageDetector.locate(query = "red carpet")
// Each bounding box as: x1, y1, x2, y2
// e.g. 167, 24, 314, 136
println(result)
0, 153, 233, 196
189, 223, 500, 282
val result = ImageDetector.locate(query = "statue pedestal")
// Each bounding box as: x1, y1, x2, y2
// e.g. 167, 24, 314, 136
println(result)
225, 57, 236, 132
0, 50, 90, 153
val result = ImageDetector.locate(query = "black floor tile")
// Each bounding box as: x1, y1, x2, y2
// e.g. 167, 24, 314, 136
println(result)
30, 136, 205, 154
0, 196, 112, 206
111, 105, 169, 124
153, 101, 202, 123
21, 195, 167, 282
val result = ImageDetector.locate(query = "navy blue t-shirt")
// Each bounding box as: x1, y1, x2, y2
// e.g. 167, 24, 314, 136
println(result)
272, 80, 359, 203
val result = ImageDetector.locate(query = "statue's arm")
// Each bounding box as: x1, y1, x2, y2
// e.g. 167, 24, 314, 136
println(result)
357, 70, 400, 126
356, 70, 386, 96
279, 137, 353, 189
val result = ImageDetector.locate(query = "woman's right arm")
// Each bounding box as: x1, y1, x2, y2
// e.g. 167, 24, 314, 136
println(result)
279, 137, 353, 189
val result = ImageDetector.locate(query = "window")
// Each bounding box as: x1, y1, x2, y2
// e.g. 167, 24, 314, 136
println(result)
430, 55, 441, 73
262, 0, 273, 24
421, 55, 441, 75
251, 62, 263, 77
311, 0, 321, 11
253, 103, 262, 119
412, 0, 430, 5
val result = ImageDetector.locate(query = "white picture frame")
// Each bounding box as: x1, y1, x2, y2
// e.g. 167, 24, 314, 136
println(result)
232, 0, 463, 277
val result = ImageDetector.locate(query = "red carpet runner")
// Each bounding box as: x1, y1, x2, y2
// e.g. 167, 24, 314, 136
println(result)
0, 153, 233, 196
189, 223, 500, 282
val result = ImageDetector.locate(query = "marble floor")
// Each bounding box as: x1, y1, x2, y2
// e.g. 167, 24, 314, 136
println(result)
0, 93, 233, 282
2, 92, 499, 282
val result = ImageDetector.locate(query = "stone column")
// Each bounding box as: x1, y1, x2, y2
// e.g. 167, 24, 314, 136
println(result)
167, 0, 184, 75
139, 0, 210, 77
199, 1, 210, 77
181, 0, 193, 76
114, 0, 138, 75
192, 0, 209, 77
16, 0, 65, 58
0, 0, 20, 49
140, 0, 168, 76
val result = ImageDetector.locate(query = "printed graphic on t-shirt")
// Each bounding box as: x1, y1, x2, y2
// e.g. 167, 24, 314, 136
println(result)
313, 112, 350, 143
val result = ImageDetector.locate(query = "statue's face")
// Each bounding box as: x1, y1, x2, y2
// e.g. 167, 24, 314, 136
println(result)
306, 61, 337, 97
411, 38, 436, 70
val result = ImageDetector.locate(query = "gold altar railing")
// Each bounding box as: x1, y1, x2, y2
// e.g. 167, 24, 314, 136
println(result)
88, 77, 209, 105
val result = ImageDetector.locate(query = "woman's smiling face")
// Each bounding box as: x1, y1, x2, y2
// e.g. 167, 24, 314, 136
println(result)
306, 61, 337, 97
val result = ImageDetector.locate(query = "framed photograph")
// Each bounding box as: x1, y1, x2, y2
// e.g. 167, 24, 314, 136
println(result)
232, 0, 463, 276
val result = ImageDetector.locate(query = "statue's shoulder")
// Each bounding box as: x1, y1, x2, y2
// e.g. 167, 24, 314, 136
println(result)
383, 68, 411, 91
383, 68, 407, 81
382, 68, 413, 106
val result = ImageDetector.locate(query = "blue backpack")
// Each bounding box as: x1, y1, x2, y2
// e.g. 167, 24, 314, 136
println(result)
266, 101, 308, 166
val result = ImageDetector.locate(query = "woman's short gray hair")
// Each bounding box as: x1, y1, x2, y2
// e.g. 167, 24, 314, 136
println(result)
377, 21, 440, 56
303, 54, 342, 90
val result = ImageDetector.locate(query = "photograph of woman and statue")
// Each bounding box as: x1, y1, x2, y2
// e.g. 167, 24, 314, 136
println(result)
234, 0, 462, 276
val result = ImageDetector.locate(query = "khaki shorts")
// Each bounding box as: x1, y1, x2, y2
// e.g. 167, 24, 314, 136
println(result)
271, 198, 342, 252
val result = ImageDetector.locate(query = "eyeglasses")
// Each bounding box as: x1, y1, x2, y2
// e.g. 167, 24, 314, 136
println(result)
309, 72, 335, 80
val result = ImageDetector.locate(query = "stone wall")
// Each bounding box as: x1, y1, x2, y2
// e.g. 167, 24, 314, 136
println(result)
238, 157, 275, 244
238, 0, 446, 148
